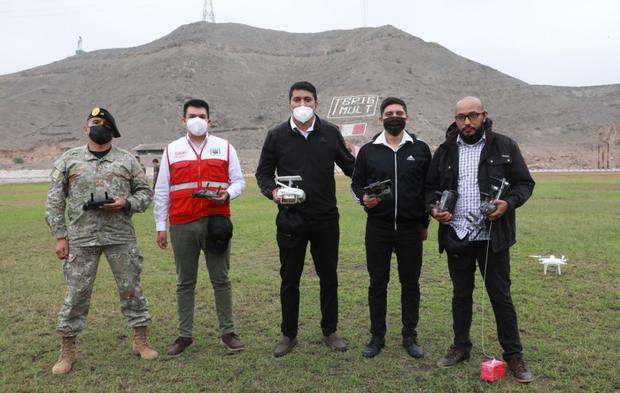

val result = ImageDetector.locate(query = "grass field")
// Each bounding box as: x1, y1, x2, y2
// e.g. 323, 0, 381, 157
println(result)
0, 173, 619, 392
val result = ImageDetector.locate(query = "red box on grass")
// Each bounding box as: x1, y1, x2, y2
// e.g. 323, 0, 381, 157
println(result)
480, 359, 507, 382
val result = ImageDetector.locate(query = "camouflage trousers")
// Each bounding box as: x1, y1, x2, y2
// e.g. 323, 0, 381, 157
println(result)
56, 243, 152, 336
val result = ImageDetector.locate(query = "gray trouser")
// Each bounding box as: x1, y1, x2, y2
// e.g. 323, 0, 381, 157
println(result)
170, 216, 234, 337
57, 243, 152, 336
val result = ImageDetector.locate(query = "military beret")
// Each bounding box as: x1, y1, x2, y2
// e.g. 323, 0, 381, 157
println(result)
88, 107, 121, 137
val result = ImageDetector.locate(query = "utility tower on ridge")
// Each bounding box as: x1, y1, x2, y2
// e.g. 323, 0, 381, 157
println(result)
363, 0, 367, 27
203, 0, 215, 23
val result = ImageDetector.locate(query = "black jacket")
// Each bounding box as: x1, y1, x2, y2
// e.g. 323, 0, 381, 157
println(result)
351, 131, 431, 229
255, 115, 355, 222
425, 119, 535, 253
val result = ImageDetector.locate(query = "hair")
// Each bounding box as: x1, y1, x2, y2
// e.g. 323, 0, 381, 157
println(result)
380, 97, 408, 116
288, 81, 317, 101
152, 158, 159, 163
183, 99, 210, 118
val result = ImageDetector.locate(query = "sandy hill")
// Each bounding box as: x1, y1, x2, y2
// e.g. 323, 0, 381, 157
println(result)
1, 21, 619, 170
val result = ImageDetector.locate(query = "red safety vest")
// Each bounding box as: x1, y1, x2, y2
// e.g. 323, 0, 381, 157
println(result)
166, 136, 231, 224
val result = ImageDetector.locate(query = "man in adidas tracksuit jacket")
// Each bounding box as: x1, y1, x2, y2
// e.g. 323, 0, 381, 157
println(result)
351, 97, 431, 359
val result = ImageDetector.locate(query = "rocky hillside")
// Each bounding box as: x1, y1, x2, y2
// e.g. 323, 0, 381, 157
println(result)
1, 22, 618, 169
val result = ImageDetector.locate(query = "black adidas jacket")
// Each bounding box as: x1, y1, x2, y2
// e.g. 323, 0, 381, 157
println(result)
351, 131, 432, 229
255, 115, 355, 223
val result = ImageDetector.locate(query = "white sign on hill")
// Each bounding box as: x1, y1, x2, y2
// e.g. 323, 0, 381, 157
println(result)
327, 95, 378, 119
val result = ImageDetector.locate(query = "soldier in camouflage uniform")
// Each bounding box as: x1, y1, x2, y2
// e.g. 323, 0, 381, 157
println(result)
45, 107, 159, 375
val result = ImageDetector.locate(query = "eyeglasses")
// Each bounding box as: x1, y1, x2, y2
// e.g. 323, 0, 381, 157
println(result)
455, 112, 484, 122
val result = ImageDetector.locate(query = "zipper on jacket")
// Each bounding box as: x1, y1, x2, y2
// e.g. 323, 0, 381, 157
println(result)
393, 152, 398, 231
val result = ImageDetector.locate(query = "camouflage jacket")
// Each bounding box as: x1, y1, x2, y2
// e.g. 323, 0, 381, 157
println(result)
45, 146, 153, 246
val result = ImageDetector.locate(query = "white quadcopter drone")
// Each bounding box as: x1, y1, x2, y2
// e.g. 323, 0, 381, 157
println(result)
530, 255, 568, 275
275, 175, 306, 204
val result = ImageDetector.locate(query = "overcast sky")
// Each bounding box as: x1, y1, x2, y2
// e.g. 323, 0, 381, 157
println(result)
0, 0, 618, 86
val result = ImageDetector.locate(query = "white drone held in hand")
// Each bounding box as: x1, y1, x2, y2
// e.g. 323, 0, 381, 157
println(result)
275, 175, 306, 204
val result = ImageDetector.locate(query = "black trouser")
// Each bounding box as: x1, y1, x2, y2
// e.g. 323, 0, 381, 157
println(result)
277, 219, 339, 339
447, 241, 523, 360
365, 219, 423, 339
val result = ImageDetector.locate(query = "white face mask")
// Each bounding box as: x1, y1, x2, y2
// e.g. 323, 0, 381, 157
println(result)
292, 106, 314, 124
186, 117, 208, 136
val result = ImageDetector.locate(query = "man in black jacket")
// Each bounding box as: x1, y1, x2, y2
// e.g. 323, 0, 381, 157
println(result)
255, 81, 355, 357
425, 96, 535, 383
351, 97, 431, 358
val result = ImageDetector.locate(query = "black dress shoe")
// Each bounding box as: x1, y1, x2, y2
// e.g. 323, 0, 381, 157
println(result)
273, 336, 297, 357
167, 336, 194, 357
323, 332, 347, 352
362, 335, 385, 358
403, 336, 423, 358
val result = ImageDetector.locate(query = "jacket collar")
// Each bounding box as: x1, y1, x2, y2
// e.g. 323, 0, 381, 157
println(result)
288, 114, 323, 135
83, 145, 116, 162
372, 130, 414, 148
371, 130, 416, 142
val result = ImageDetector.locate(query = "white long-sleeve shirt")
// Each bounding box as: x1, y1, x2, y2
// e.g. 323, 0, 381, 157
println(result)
153, 135, 245, 232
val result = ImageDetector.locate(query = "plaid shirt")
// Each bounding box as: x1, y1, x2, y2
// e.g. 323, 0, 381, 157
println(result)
451, 133, 490, 241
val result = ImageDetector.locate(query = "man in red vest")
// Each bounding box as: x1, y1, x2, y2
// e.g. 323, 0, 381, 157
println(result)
154, 99, 246, 356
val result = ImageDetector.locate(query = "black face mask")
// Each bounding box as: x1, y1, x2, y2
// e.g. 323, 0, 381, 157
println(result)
88, 125, 113, 145
383, 117, 406, 136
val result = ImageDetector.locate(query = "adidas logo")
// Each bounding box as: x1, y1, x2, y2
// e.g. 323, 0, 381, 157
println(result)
406, 155, 415, 161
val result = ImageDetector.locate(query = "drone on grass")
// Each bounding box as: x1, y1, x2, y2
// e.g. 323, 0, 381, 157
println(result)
529, 255, 568, 275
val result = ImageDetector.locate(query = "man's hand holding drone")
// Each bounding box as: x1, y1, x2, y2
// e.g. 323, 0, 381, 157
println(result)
487, 199, 508, 221
362, 194, 381, 209
272, 187, 282, 204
